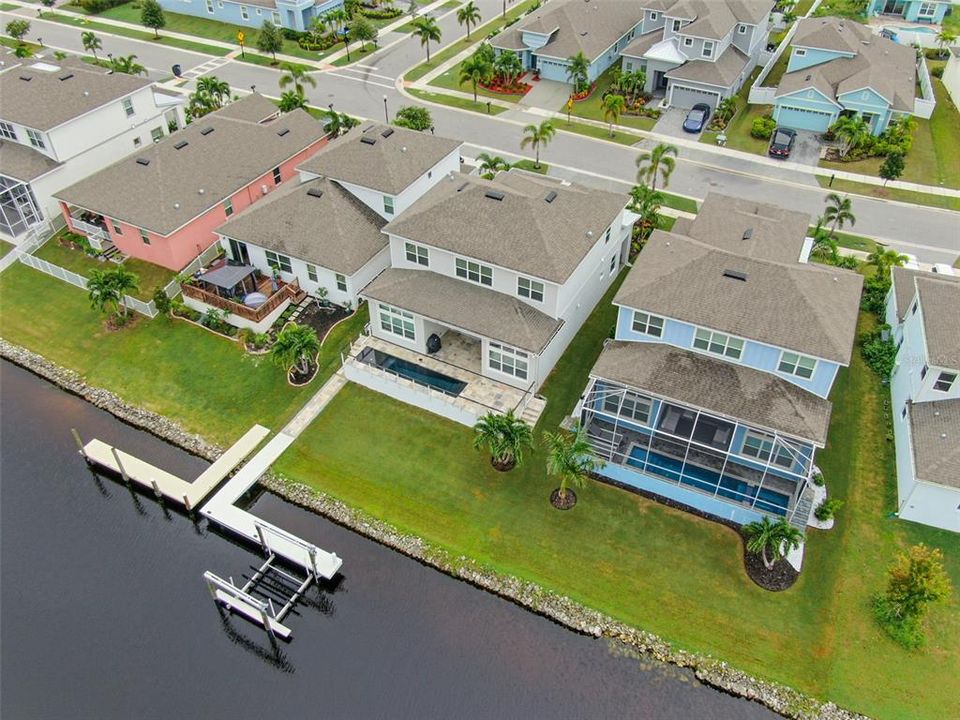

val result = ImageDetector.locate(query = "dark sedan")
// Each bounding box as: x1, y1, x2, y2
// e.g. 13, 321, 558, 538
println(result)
682, 103, 712, 133
768, 127, 797, 158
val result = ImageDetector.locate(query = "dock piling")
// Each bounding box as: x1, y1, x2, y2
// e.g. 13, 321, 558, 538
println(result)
150, 478, 163, 501
110, 447, 130, 483
71, 428, 87, 459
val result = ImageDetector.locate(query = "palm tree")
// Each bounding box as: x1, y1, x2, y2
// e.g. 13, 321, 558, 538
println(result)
457, 0, 481, 40
831, 114, 869, 158
472, 411, 533, 471
327, 7, 349, 33
823, 192, 855, 237
936, 29, 956, 58
715, 96, 737, 124
618, 69, 641, 99
278, 63, 316, 97
635, 143, 678, 191
323, 109, 359, 136
543, 423, 602, 506
308, 15, 329, 41
493, 50, 521, 86
565, 51, 590, 93
520, 120, 555, 170
742, 517, 804, 570
866, 248, 908, 275
81, 30, 102, 60
196, 76, 230, 108
412, 17, 441, 63
278, 90, 308, 112
811, 233, 838, 262
458, 53, 493, 103
88, 267, 139, 321
270, 323, 320, 376
628, 185, 663, 238
110, 54, 146, 76
602, 93, 626, 137
476, 152, 510, 179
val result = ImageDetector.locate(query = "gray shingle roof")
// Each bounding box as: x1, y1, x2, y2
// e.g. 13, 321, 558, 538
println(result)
668, 0, 772, 38
620, 29, 662, 59
917, 277, 960, 370
891, 266, 960, 321
215, 177, 387, 276
297, 123, 462, 195
615, 231, 863, 364
215, 93, 280, 123
592, 341, 833, 443
666, 45, 749, 87
362, 268, 563, 353
909, 399, 960, 489
0, 140, 62, 182
382, 170, 627, 284
55, 99, 326, 236
792, 16, 872, 54
0, 56, 151, 131
685, 192, 810, 264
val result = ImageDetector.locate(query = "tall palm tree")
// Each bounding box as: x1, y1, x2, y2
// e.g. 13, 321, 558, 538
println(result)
635, 143, 678, 191
196, 76, 230, 108
520, 120, 555, 169
476, 152, 510, 179
278, 63, 316, 97
270, 323, 320, 376
618, 69, 640, 99
87, 269, 122, 319
81, 30, 102, 60
412, 17, 441, 63
456, 0, 481, 40
543, 423, 602, 505
743, 517, 804, 570
627, 185, 664, 238
472, 411, 533, 471
823, 192, 855, 237
832, 114, 869, 158
565, 51, 590, 93
602, 93, 626, 137
493, 50, 522, 85
110, 54, 146, 76
458, 53, 493, 103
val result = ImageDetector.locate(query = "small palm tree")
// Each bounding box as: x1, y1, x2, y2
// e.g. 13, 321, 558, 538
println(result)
459, 53, 493, 103
635, 143, 678, 191
476, 152, 510, 179
544, 424, 601, 506
196, 76, 230, 108
936, 29, 956, 59
743, 516, 804, 570
472, 411, 533, 471
457, 0, 481, 40
88, 267, 139, 321
565, 51, 590, 93
327, 7, 349, 33
866, 248, 908, 275
602, 93, 626, 137
520, 120, 555, 169
493, 50, 522, 85
831, 114, 869, 158
412, 16, 441, 63
823, 192, 855, 237
111, 54, 146, 76
715, 96, 736, 124
278, 90, 308, 112
628, 185, 663, 237
81, 30, 102, 60
270, 323, 320, 376
279, 63, 316, 98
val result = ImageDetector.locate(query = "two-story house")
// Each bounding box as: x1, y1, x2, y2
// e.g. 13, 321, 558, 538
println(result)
886, 267, 960, 532
55, 94, 327, 271
0, 56, 184, 242
572, 194, 863, 529
200, 125, 462, 329
159, 0, 344, 32
620, 0, 774, 109
772, 17, 927, 134
343, 169, 636, 428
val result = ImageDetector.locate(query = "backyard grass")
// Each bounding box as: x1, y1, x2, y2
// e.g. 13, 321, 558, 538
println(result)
760, 47, 791, 87
407, 87, 508, 115
793, 0, 816, 15
0, 3, 19, 10
428, 59, 525, 103
812, 0, 868, 20
0, 240, 14, 259
41, 13, 230, 56
815, 176, 960, 212
557, 66, 658, 132
510, 159, 547, 174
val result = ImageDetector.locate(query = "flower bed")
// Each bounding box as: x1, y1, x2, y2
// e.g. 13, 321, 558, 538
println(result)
479, 78, 532, 96
571, 83, 597, 102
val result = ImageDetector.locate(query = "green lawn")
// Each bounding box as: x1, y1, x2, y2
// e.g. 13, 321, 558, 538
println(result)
822, 228, 882, 254
760, 47, 791, 87
407, 88, 508, 115
559, 66, 658, 131
815, 176, 960, 212
331, 42, 378, 67
703, 103, 772, 155
812, 0, 868, 20
511, 159, 547, 174
556, 118, 643, 145
428, 60, 525, 103
661, 192, 698, 214
41, 12, 230, 55
235, 52, 312, 72
793, 0, 816, 15
0, 240, 14, 259
0, 3, 19, 10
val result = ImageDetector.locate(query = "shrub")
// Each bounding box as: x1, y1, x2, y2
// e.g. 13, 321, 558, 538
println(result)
77, 0, 129, 13
812, 470, 824, 487
358, 6, 401, 18
152, 288, 172, 315
281, 27, 309, 41
931, 65, 944, 78
861, 273, 891, 317
814, 497, 844, 521
859, 325, 898, 378
394, 105, 432, 131
298, 34, 338, 51
873, 544, 951, 649
750, 116, 776, 140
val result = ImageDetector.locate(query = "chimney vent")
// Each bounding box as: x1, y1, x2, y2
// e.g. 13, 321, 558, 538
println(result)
723, 269, 748, 281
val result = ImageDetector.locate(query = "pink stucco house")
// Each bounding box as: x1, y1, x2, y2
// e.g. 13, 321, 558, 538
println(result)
55, 94, 328, 271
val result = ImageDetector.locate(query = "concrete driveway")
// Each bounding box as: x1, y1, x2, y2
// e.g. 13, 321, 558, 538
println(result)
786, 130, 824, 166
653, 107, 702, 138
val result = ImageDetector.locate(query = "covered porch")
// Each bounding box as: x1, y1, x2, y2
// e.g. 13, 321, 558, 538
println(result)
61, 203, 113, 251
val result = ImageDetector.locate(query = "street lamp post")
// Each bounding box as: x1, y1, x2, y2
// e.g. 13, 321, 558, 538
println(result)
383, 95, 389, 124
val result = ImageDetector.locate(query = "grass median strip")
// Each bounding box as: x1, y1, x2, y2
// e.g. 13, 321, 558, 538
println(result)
408, 88, 508, 115
40, 13, 230, 56
236, 53, 312, 72
815, 176, 960, 212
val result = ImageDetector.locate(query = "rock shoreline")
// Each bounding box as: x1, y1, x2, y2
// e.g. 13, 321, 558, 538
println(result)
0, 338, 868, 720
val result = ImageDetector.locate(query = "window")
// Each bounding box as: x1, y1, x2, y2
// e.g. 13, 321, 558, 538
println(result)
778, 351, 817, 379
336, 273, 347, 292
217, 0, 223, 7
111, 219, 122, 235
517, 276, 544, 302
223, 198, 233, 217
683, 37, 694, 47
918, 2, 936, 17
255, 7, 261, 14
272, 11, 280, 23
650, 11, 658, 20
26, 129, 46, 150
738, 24, 747, 34
602, 389, 652, 424
150, 126, 164, 142
0, 121, 16, 140
121, 97, 135, 117
306, 264, 318, 282
379, 304, 415, 340
702, 41, 714, 59
672, 19, 682, 32
206, 0, 214, 12
132, 137, 142, 148
488, 342, 528, 380
741, 431, 795, 467
604, 227, 611, 244
240, 5, 248, 20
693, 328, 744, 359
404, 241, 429, 266
631, 311, 664, 338
795, 48, 807, 57
455, 257, 493, 286
911, 300, 918, 315
901, 405, 907, 420
265, 250, 292, 273
609, 254, 617, 274
383, 195, 395, 215
272, 166, 282, 185
920, 364, 928, 380
934, 372, 957, 393
625, 60, 633, 71
139, 228, 151, 245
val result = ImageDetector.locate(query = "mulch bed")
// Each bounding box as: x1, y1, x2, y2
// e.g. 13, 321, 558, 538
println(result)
740, 534, 800, 592
104, 312, 140, 333
298, 303, 351, 343
491, 457, 516, 472
288, 361, 319, 387
550, 488, 577, 510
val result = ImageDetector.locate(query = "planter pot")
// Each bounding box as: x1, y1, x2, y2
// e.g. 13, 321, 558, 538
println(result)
550, 488, 577, 510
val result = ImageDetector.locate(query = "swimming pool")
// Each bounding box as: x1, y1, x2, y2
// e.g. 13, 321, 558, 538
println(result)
626, 446, 789, 516
359, 348, 467, 396
886, 24, 938, 34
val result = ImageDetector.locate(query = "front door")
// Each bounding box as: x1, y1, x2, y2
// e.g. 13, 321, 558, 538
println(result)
228, 238, 250, 265
654, 70, 668, 90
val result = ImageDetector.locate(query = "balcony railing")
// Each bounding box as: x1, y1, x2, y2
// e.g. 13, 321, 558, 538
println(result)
182, 278, 301, 323
70, 217, 108, 246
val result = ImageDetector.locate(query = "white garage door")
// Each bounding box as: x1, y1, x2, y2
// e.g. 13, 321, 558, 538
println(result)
775, 105, 834, 132
668, 84, 721, 110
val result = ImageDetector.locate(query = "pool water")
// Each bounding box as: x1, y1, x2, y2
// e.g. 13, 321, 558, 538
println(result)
891, 24, 937, 34
626, 446, 789, 516
360, 348, 467, 396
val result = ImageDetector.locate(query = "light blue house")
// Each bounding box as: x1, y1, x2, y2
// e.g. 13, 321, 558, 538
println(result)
772, 17, 922, 134
865, 0, 955, 24
573, 194, 864, 528
160, 0, 343, 32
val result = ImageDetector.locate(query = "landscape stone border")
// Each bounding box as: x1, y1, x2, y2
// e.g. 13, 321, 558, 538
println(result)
0, 337, 868, 720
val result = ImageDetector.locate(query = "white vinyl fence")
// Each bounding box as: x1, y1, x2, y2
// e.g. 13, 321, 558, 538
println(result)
748, 0, 825, 105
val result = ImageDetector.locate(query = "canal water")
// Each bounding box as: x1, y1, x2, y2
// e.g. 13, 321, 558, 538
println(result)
0, 361, 777, 720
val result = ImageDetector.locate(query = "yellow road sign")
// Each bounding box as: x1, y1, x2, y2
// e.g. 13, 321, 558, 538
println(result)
237, 31, 245, 44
